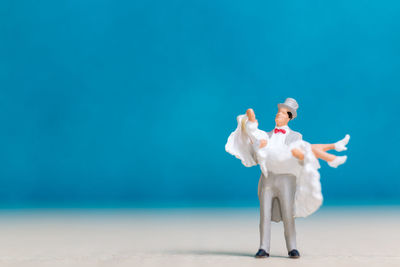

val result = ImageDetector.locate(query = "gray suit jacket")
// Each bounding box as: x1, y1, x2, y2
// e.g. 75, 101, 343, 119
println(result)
261, 128, 303, 222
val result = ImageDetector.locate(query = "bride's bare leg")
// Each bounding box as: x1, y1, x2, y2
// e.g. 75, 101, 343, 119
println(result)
311, 145, 348, 168
312, 135, 350, 153
312, 143, 335, 152
311, 145, 336, 162
292, 146, 336, 161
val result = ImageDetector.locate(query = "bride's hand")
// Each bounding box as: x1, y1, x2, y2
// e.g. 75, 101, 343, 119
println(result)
246, 108, 257, 122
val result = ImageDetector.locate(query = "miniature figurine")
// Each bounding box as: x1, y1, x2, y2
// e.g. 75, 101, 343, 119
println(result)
225, 98, 350, 259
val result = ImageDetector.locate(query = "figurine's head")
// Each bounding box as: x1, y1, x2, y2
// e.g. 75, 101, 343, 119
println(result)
276, 98, 298, 127
275, 107, 292, 127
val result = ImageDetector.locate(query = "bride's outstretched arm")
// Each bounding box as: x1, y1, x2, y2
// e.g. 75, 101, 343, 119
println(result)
246, 108, 267, 148
246, 108, 257, 122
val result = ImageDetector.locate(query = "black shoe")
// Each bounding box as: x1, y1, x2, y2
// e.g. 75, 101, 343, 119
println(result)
255, 249, 269, 258
288, 249, 300, 258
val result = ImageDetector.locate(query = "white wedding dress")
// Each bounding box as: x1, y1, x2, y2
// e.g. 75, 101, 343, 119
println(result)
225, 114, 323, 218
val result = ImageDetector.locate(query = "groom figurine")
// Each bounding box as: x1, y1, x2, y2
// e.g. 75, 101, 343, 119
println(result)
249, 98, 303, 259
226, 97, 349, 258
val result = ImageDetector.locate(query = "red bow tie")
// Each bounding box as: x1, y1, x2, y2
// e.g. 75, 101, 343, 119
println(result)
274, 128, 286, 134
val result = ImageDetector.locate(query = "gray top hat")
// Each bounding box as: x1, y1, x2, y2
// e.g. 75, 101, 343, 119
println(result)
277, 98, 299, 119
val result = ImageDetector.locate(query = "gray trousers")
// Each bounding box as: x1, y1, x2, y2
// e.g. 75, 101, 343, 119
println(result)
259, 172, 297, 252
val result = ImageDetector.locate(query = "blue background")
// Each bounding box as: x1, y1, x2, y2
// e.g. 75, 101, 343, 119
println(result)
0, 0, 399, 208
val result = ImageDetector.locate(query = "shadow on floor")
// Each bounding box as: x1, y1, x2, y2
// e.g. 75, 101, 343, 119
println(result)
167, 249, 287, 258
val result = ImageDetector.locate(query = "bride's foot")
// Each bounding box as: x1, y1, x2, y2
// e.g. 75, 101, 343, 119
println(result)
328, 156, 347, 168
334, 134, 350, 152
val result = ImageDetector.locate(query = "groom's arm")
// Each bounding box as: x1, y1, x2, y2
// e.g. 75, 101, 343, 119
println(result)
291, 132, 304, 160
